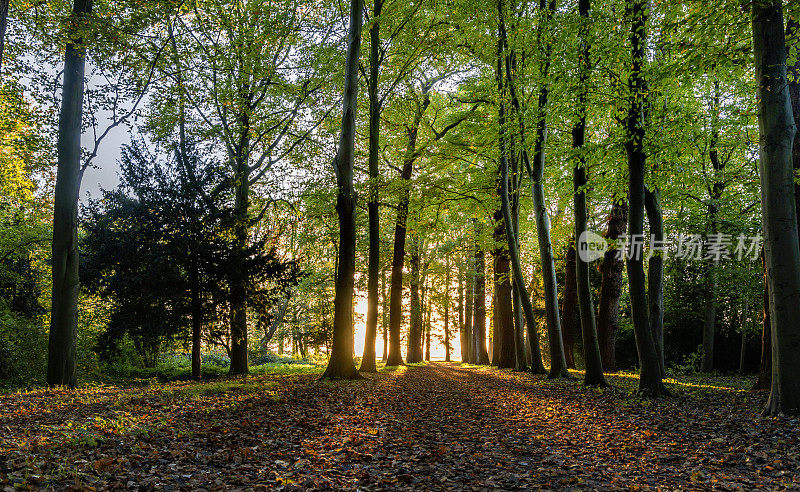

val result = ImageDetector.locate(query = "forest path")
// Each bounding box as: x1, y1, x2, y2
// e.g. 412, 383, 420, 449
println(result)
2, 362, 799, 490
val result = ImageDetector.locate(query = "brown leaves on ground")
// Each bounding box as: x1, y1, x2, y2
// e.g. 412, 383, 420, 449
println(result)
1, 363, 799, 490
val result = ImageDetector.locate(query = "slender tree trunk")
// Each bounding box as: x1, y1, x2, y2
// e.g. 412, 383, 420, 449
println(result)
597, 200, 627, 372
624, 0, 667, 395
701, 80, 724, 374
47, 0, 92, 388
463, 252, 473, 362
359, 0, 383, 375
425, 287, 432, 361
755, 260, 772, 389
381, 266, 388, 362
472, 232, 489, 364
445, 255, 451, 362
498, 0, 546, 374
644, 186, 665, 377
525, 0, 569, 378
407, 238, 423, 363
386, 95, 428, 366
560, 243, 578, 369
572, 0, 607, 386
229, 125, 251, 375
322, 0, 363, 379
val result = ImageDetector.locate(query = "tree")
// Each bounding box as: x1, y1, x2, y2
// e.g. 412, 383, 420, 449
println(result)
359, 0, 384, 373
572, 0, 607, 387
47, 0, 92, 388
623, 0, 667, 396
524, 0, 569, 378
752, 0, 800, 415
323, 0, 364, 380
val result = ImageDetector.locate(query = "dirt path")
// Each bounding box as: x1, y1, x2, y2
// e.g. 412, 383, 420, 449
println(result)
2, 363, 799, 490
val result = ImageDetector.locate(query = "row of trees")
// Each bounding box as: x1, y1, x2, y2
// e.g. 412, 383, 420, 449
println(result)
0, 0, 797, 415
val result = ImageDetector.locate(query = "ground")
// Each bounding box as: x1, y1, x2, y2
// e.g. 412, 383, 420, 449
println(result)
1, 363, 799, 490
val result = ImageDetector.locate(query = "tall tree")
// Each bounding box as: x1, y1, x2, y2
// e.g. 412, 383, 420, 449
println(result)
623, 0, 667, 395
752, 0, 800, 415
322, 0, 364, 380
572, 0, 607, 387
525, 0, 569, 378
499, 0, 547, 374
359, 0, 384, 373
47, 0, 93, 388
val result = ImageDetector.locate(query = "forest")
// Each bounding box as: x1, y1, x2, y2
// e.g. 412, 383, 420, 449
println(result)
1, 0, 800, 488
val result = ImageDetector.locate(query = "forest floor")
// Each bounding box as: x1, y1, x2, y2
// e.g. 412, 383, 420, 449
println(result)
1, 363, 799, 490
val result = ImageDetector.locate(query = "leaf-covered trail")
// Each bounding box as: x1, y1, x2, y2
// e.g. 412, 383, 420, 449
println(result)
1, 363, 799, 490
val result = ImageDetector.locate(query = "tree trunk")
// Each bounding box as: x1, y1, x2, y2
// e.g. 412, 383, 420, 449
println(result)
754, 0, 800, 415
445, 255, 451, 362
463, 253, 474, 362
472, 231, 489, 364
701, 79, 724, 374
407, 238, 423, 363
322, 0, 363, 379
597, 200, 627, 372
359, 0, 382, 375
48, 0, 92, 388
624, 0, 667, 396
229, 124, 251, 375
755, 260, 772, 390
572, 0, 607, 387
497, 0, 546, 374
425, 286, 432, 361
492, 40, 516, 370
386, 94, 429, 367
526, 0, 569, 379
644, 186, 665, 377
560, 243, 578, 369
381, 267, 388, 362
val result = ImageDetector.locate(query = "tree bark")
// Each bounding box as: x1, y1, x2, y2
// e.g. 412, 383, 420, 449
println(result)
444, 255, 451, 362
597, 200, 627, 372
360, 0, 383, 373
493, 29, 516, 369
644, 186, 665, 377
472, 228, 489, 365
701, 79, 724, 374
463, 252, 473, 362
407, 238, 423, 363
526, 0, 569, 378
48, 0, 93, 388
754, 0, 800, 415
322, 0, 363, 379
560, 243, 578, 369
498, 2, 545, 373
386, 92, 429, 366
381, 266, 388, 362
624, 0, 667, 395
572, 0, 607, 387
229, 117, 251, 375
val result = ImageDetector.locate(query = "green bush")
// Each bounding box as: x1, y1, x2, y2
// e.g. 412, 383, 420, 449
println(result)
0, 311, 47, 389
